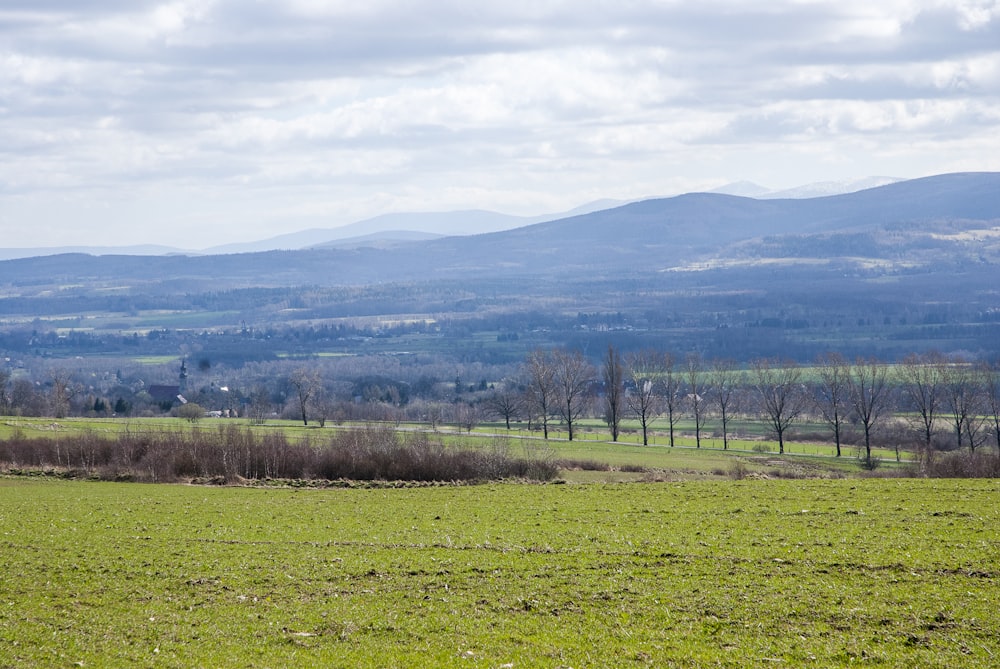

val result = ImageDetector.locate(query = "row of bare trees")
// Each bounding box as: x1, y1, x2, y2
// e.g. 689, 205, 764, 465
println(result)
3, 348, 998, 462
812, 351, 1000, 462
218, 350, 1000, 460
524, 349, 592, 441
495, 347, 1000, 459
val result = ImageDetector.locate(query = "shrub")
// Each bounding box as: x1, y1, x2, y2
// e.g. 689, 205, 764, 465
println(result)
729, 460, 749, 480
0, 426, 557, 484
924, 451, 1000, 478
858, 454, 882, 471
309, 429, 556, 482
555, 459, 610, 472
177, 403, 204, 423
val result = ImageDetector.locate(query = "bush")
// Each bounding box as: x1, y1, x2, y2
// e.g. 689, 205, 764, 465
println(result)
555, 459, 611, 472
0, 426, 557, 484
310, 428, 556, 482
177, 403, 204, 422
925, 451, 1000, 478
858, 454, 882, 471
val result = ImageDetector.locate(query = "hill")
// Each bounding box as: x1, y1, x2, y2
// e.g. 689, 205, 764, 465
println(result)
0, 172, 997, 361
1, 173, 997, 287
199, 200, 628, 254
444, 172, 998, 272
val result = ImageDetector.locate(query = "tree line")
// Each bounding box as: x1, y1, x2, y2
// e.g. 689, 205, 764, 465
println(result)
2, 348, 999, 468
485, 348, 1000, 465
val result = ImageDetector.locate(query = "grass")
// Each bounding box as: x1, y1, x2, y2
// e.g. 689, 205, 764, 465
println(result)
131, 355, 182, 365
1, 477, 998, 667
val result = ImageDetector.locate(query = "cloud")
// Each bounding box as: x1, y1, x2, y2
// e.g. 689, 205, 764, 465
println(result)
1, 1, 998, 247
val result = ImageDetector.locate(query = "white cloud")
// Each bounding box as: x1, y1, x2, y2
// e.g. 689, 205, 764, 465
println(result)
0, 0, 998, 248
949, 0, 1000, 29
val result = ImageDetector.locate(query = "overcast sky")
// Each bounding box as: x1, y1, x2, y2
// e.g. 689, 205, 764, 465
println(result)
2, 1, 999, 248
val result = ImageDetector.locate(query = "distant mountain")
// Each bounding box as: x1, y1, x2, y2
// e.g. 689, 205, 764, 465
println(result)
0, 244, 188, 262
2, 172, 996, 364
202, 229, 349, 255
1, 172, 996, 290
0, 179, 915, 260
202, 200, 628, 254
761, 176, 904, 199
709, 181, 772, 197
401, 172, 997, 278
712, 176, 903, 199
0, 202, 628, 261
311, 230, 443, 250
201, 211, 529, 254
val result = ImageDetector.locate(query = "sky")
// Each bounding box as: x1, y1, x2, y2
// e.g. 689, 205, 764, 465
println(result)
2, 1, 999, 249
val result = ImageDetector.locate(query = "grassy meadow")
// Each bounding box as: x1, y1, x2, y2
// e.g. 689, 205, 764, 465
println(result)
1, 477, 998, 667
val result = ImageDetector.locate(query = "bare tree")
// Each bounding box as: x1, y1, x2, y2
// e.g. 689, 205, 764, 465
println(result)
983, 361, 1000, 453
248, 384, 271, 425
751, 358, 806, 455
10, 378, 41, 417
288, 367, 321, 426
485, 382, 522, 430
960, 364, 990, 453
602, 344, 624, 441
814, 352, 851, 457
313, 386, 334, 428
553, 349, 594, 441
625, 350, 664, 446
0, 368, 10, 415
710, 358, 741, 451
898, 351, 947, 462
963, 404, 989, 453
426, 403, 444, 431
847, 357, 892, 463
684, 352, 708, 448
661, 352, 682, 447
455, 402, 481, 433
48, 369, 80, 419
942, 358, 983, 451
525, 349, 557, 439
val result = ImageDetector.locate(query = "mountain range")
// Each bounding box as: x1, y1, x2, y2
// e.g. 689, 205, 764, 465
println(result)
710, 176, 902, 199
0, 177, 909, 261
0, 200, 625, 261
0, 172, 996, 288
1, 171, 997, 361
0, 169, 994, 299
345, 171, 999, 281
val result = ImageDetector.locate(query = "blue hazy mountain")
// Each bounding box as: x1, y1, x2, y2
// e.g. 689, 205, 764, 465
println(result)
0, 172, 996, 286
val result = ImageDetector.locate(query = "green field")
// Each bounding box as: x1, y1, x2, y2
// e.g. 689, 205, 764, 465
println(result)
1, 478, 997, 667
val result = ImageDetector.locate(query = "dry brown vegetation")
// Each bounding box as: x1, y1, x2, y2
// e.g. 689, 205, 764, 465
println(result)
0, 425, 557, 483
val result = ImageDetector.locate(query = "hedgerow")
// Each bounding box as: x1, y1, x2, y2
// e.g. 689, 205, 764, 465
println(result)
0, 425, 557, 483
